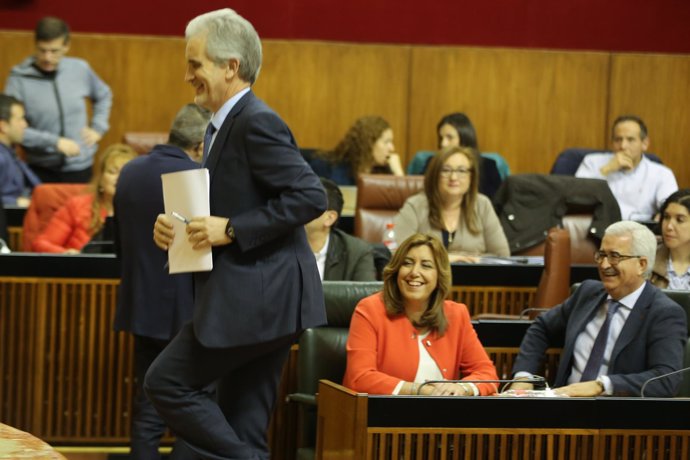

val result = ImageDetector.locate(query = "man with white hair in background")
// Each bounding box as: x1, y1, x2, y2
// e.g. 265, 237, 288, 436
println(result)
147, 8, 326, 460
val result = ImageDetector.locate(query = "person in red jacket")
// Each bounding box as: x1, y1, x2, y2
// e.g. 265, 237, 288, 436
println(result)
32, 143, 136, 253
343, 232, 499, 396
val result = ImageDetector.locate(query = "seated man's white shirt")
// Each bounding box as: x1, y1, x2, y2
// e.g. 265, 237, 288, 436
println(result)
575, 154, 678, 220
567, 283, 644, 394
313, 234, 330, 281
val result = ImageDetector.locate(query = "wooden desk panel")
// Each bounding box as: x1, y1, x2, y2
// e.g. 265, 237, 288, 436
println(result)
317, 381, 690, 460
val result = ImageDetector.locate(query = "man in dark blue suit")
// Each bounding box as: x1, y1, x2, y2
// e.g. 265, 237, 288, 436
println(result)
113, 103, 210, 459
511, 221, 687, 397
147, 8, 327, 460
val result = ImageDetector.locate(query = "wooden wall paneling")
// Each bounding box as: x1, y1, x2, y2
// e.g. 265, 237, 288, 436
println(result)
70, 34, 191, 154
0, 31, 34, 83
0, 31, 192, 158
608, 53, 690, 188
407, 46, 610, 175
255, 40, 412, 157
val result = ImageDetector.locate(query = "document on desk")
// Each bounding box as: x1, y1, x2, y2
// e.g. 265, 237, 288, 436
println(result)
162, 168, 213, 274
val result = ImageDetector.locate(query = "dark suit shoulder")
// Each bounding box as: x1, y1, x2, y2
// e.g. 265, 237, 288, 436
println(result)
332, 228, 372, 254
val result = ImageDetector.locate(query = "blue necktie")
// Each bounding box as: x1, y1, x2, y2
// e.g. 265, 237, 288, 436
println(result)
202, 123, 217, 165
580, 300, 620, 382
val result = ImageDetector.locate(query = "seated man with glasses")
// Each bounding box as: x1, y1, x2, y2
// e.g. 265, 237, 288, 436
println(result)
508, 220, 687, 397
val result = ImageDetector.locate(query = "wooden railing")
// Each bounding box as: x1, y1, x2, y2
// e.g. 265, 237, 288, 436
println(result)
450, 286, 537, 317
0, 277, 133, 443
0, 274, 542, 457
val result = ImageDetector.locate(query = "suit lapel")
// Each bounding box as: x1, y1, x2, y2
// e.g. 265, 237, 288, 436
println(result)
557, 286, 606, 385
324, 232, 343, 279
568, 290, 607, 348
204, 91, 254, 179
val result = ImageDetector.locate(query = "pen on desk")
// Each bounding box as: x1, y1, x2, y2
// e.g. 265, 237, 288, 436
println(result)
171, 211, 190, 225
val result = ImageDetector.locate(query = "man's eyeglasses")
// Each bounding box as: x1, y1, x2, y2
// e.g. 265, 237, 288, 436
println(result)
593, 251, 641, 265
440, 167, 472, 178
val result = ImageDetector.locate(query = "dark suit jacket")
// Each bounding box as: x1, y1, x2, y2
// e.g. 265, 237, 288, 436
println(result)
493, 174, 621, 253
196, 91, 327, 348
324, 228, 377, 281
513, 280, 687, 397
113, 144, 197, 340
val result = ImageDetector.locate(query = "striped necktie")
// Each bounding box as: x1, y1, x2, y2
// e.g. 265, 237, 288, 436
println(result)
580, 300, 620, 382
202, 123, 217, 165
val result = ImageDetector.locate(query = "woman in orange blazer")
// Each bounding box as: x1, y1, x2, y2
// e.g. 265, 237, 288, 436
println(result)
343, 232, 498, 396
32, 144, 136, 253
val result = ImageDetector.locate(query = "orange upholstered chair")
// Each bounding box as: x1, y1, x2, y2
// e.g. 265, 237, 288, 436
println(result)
22, 183, 87, 251
533, 226, 571, 309
354, 174, 425, 243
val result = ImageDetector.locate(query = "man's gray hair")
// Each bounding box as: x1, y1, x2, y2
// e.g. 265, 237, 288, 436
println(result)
168, 104, 212, 150
186, 8, 262, 84
604, 220, 657, 277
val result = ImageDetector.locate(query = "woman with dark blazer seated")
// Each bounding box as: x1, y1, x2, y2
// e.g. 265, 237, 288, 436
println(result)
394, 146, 509, 263
343, 233, 498, 396
433, 112, 503, 199
309, 115, 404, 185
651, 189, 690, 289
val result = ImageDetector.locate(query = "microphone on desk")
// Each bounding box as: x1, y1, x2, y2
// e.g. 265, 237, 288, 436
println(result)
640, 366, 690, 398
417, 376, 549, 395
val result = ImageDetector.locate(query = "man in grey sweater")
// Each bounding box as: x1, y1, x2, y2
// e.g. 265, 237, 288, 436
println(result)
4, 16, 112, 183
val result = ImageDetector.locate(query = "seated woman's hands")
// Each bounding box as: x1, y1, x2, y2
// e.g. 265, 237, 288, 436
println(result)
407, 381, 474, 396
386, 153, 405, 177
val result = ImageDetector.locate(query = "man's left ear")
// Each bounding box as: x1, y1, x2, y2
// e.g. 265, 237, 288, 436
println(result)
639, 256, 649, 275
226, 58, 240, 79
324, 210, 339, 228
642, 136, 650, 152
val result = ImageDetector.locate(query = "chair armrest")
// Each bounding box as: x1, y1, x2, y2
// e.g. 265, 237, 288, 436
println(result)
286, 393, 317, 406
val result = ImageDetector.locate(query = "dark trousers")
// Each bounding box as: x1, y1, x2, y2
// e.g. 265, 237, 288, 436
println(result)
132, 335, 195, 460
31, 165, 92, 183
144, 323, 296, 460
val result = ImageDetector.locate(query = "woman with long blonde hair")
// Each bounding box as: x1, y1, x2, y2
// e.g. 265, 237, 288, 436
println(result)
32, 143, 137, 253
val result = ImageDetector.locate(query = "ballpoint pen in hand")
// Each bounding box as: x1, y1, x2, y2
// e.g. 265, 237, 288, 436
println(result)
171, 211, 191, 224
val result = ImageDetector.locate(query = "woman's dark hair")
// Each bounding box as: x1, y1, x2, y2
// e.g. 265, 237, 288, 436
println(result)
659, 189, 690, 232
382, 233, 451, 335
436, 112, 478, 150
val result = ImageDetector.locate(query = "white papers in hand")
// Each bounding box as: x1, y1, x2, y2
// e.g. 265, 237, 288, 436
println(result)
162, 168, 213, 274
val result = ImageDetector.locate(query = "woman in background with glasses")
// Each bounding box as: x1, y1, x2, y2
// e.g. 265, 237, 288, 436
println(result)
393, 146, 509, 263
650, 189, 690, 289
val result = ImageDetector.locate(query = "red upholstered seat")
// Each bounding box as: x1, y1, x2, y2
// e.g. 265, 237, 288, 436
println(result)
355, 174, 425, 243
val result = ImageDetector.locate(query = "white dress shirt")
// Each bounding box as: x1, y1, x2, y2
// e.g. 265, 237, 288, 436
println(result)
567, 282, 646, 394
575, 154, 678, 220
